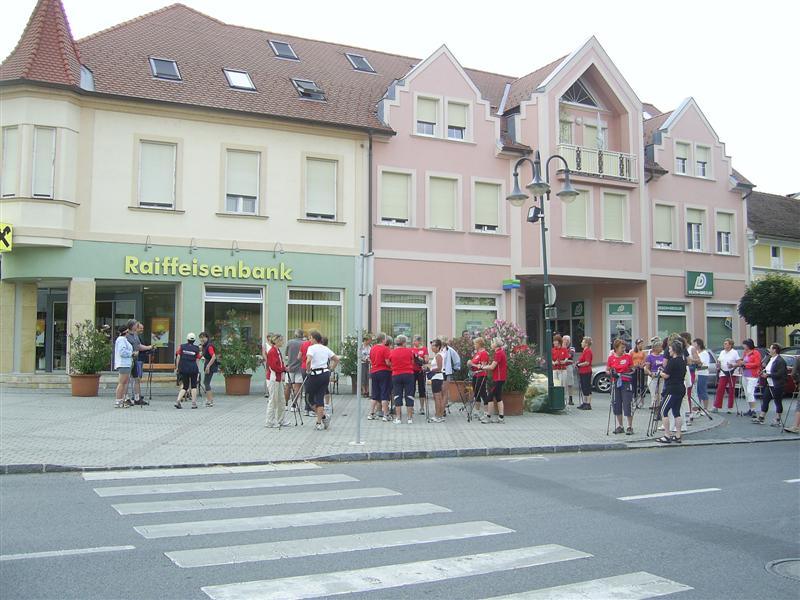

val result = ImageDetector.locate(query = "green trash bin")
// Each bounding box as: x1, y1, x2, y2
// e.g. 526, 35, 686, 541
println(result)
544, 385, 566, 412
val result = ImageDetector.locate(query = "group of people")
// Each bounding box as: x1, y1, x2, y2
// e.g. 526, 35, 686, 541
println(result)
112, 319, 155, 408
362, 333, 507, 424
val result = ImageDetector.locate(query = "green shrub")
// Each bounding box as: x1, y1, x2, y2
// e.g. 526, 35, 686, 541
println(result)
68, 320, 112, 375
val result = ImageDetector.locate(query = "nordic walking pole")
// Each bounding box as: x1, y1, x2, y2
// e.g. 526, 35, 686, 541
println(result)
780, 392, 798, 433
606, 373, 615, 435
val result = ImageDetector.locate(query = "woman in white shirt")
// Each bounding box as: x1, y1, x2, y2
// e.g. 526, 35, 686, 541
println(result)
424, 339, 446, 422
305, 331, 339, 430
114, 325, 133, 408
713, 338, 739, 413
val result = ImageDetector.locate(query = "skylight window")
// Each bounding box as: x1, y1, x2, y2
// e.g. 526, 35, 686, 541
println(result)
292, 78, 325, 101
223, 69, 255, 90
149, 57, 181, 81
270, 40, 298, 60
345, 53, 375, 73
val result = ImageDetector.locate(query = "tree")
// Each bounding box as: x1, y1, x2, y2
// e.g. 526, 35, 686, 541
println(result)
738, 274, 800, 328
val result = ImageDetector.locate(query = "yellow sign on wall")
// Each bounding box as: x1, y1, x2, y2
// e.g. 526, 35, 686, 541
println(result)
0, 223, 12, 253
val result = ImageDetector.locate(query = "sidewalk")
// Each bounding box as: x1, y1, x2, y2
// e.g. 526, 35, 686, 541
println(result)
0, 385, 794, 473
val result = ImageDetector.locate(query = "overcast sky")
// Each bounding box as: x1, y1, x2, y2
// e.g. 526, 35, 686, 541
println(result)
2, 0, 797, 194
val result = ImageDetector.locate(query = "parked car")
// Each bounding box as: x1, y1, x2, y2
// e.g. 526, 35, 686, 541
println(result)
780, 346, 800, 356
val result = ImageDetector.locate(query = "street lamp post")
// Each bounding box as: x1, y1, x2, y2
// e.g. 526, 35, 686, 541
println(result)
507, 150, 578, 410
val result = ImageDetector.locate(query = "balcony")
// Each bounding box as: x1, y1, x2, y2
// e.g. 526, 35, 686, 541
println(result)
0, 197, 77, 247
557, 144, 638, 183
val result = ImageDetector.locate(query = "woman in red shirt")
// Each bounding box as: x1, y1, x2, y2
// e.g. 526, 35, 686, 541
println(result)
411, 335, 429, 414
390, 335, 416, 424
468, 337, 491, 420
482, 337, 507, 423
607, 338, 635, 434
551, 334, 568, 388
368, 332, 392, 421
576, 336, 594, 410
265, 334, 287, 428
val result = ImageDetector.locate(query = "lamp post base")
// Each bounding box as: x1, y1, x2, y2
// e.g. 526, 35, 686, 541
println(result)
543, 385, 566, 412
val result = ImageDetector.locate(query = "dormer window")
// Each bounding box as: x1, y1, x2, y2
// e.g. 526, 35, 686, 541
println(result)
345, 53, 375, 73
149, 57, 181, 80
79, 65, 95, 91
292, 78, 325, 101
561, 80, 597, 107
223, 69, 255, 91
270, 40, 298, 60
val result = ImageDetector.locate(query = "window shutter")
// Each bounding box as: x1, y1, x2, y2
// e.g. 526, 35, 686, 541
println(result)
1, 127, 19, 197
306, 158, 337, 217
139, 141, 176, 207
381, 172, 410, 221
716, 212, 732, 233
226, 150, 259, 198
474, 182, 499, 228
687, 208, 703, 224
429, 177, 456, 229
584, 124, 598, 149
654, 205, 673, 243
696, 146, 710, 163
676, 142, 690, 160
32, 127, 55, 197
565, 190, 587, 237
417, 98, 438, 123
559, 121, 572, 144
447, 103, 467, 129
603, 193, 625, 240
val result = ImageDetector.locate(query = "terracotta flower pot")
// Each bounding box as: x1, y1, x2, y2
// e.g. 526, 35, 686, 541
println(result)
70, 374, 101, 397
224, 374, 252, 396
502, 391, 524, 416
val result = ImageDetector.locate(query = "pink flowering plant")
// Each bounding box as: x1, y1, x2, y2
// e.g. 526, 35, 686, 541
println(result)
481, 319, 543, 393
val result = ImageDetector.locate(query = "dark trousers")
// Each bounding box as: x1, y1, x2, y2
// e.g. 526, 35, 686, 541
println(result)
762, 384, 784, 415
415, 371, 427, 398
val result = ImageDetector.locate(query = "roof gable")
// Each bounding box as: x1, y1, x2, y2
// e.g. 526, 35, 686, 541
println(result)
659, 97, 721, 143
0, 0, 82, 87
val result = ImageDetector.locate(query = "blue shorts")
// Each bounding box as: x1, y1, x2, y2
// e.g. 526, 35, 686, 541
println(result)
695, 374, 708, 401
392, 373, 415, 406
371, 370, 391, 401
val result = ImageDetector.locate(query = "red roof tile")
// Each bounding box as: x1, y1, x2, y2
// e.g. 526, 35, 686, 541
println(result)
643, 111, 672, 145
0, 0, 81, 87
504, 55, 567, 111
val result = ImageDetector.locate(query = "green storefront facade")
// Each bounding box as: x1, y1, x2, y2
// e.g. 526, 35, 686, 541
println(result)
1, 240, 356, 374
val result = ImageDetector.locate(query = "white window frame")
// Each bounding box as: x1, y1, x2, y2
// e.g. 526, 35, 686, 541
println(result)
704, 302, 738, 346
714, 210, 735, 255
471, 177, 505, 234
202, 284, 266, 346
445, 98, 472, 142
600, 190, 629, 242
603, 298, 638, 353
653, 202, 677, 249
685, 206, 706, 252
377, 167, 415, 226
425, 172, 461, 231
137, 139, 177, 209
414, 93, 442, 138
1, 126, 20, 198
303, 155, 340, 221
694, 144, 712, 179
771, 245, 782, 269
345, 53, 375, 73
452, 290, 502, 336
32, 126, 56, 199
286, 287, 344, 348
561, 188, 593, 239
148, 57, 181, 81
674, 140, 691, 175
378, 287, 433, 341
558, 118, 573, 145
656, 300, 692, 340
269, 40, 298, 60
224, 148, 261, 215
223, 68, 256, 91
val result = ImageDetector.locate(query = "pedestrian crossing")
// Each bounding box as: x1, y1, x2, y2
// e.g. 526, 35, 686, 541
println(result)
87, 462, 694, 600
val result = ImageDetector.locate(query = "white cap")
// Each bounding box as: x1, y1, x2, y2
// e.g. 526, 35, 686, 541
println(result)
187, 332, 196, 341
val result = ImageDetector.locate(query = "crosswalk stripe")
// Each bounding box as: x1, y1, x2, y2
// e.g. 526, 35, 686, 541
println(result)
83, 463, 319, 481
201, 544, 591, 600
134, 502, 450, 539
93, 474, 356, 497
618, 488, 720, 501
166, 521, 513, 568
0, 545, 136, 562
480, 571, 693, 599
112, 487, 401, 516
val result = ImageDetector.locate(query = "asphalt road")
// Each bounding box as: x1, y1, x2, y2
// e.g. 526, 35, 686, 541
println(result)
1, 443, 798, 600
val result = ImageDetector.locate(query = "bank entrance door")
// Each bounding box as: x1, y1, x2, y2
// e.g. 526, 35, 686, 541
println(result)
96, 296, 139, 369
36, 289, 68, 372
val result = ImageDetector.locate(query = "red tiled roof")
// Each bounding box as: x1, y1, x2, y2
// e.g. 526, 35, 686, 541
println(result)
643, 111, 672, 145
504, 55, 568, 111
0, 0, 81, 87
642, 102, 663, 118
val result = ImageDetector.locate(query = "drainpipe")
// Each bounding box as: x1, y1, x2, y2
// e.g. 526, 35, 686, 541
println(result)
367, 131, 374, 332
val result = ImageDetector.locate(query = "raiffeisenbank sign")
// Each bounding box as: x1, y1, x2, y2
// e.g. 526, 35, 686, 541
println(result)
124, 256, 293, 280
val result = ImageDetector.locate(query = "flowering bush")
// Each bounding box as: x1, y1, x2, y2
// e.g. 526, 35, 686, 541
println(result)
480, 319, 527, 350
480, 319, 543, 392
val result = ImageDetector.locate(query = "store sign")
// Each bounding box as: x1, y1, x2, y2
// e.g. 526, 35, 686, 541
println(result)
658, 303, 686, 313
0, 223, 12, 253
608, 303, 633, 316
686, 271, 714, 297
571, 301, 585, 318
124, 256, 293, 281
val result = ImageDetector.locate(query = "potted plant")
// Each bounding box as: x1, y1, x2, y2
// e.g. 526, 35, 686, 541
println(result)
219, 310, 262, 395
68, 319, 112, 397
481, 320, 533, 416
339, 335, 359, 394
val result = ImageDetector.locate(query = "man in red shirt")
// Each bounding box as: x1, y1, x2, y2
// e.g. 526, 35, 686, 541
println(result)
299, 331, 315, 416
411, 335, 429, 414
482, 337, 507, 423
368, 332, 392, 421
468, 337, 490, 420
390, 335, 416, 423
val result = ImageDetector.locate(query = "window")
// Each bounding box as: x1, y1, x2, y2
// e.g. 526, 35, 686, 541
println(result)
675, 142, 690, 174
149, 57, 181, 80
79, 65, 95, 91
657, 303, 688, 341
288, 289, 343, 352
561, 80, 597, 107
564, 189, 589, 238
204, 286, 263, 347
447, 102, 468, 140
1, 127, 19, 197
291, 78, 325, 101
473, 182, 500, 232
686, 208, 705, 251
305, 158, 336, 220
771, 245, 782, 269
32, 126, 55, 198
345, 53, 375, 73
428, 176, 456, 230
381, 292, 428, 341
455, 294, 499, 336
602, 192, 625, 241
380, 171, 411, 225
416, 97, 438, 136
716, 212, 733, 254
654, 204, 675, 248
269, 40, 298, 60
559, 120, 573, 144
225, 150, 259, 214
696, 145, 710, 177
139, 141, 176, 208
223, 69, 255, 90
583, 124, 608, 150
706, 304, 735, 349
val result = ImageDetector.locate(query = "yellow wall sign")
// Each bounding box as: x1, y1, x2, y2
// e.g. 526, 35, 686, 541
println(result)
124, 256, 293, 280
0, 223, 12, 253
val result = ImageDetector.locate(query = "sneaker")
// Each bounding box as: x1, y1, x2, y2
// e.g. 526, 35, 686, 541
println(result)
784, 426, 799, 434
480, 416, 490, 424
407, 419, 413, 424
191, 403, 198, 409
613, 426, 624, 434
367, 413, 376, 420
314, 423, 323, 430
726, 410, 733, 414
393, 418, 401, 424
114, 400, 124, 408
205, 401, 214, 407
382, 416, 390, 422
123, 398, 134, 407
710, 407, 719, 413
419, 409, 425, 415
585, 404, 592, 410
658, 424, 665, 431
753, 417, 764, 424
626, 427, 634, 435
174, 402, 182, 409
680, 425, 688, 432
770, 420, 782, 428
